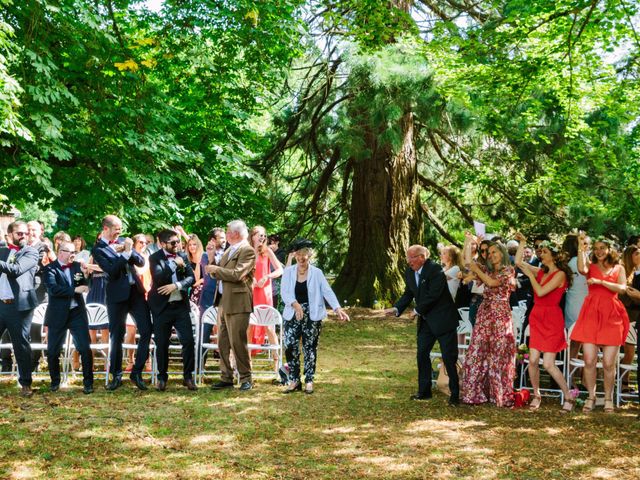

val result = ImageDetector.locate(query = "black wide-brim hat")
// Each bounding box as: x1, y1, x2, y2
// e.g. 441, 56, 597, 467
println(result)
289, 238, 314, 252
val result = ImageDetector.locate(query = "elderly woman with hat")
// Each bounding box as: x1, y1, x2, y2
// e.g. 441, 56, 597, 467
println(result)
281, 240, 349, 394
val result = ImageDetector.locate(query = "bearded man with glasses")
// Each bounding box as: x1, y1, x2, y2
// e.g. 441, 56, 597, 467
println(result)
148, 229, 197, 391
0, 221, 39, 397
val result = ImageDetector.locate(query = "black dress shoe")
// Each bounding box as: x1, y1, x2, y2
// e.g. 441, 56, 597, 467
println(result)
130, 373, 148, 391
83, 385, 94, 395
211, 380, 234, 390
20, 386, 33, 397
239, 381, 253, 391
183, 379, 198, 391
105, 378, 122, 391
157, 380, 167, 391
50, 384, 60, 393
448, 395, 460, 406
411, 392, 432, 401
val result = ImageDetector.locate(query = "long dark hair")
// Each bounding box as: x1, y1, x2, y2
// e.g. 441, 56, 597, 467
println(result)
540, 247, 573, 290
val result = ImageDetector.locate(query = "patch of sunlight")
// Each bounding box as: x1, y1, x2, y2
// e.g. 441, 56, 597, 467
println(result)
542, 427, 563, 435
354, 455, 412, 472
406, 418, 486, 434
74, 428, 127, 440
118, 465, 170, 479
9, 461, 42, 479
322, 426, 356, 434
334, 446, 365, 456
374, 393, 394, 400
566, 458, 590, 467
357, 345, 385, 350
590, 467, 618, 478
189, 433, 236, 446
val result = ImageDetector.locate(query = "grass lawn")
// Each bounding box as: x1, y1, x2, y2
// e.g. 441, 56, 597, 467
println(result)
0, 309, 638, 479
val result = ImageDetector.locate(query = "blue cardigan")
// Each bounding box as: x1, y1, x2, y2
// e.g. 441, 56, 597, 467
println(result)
281, 264, 341, 321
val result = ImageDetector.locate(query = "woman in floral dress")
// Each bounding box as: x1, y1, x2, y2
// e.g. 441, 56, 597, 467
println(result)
462, 234, 516, 407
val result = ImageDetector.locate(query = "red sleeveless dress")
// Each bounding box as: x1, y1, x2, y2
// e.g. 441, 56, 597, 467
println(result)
570, 264, 630, 346
529, 270, 566, 353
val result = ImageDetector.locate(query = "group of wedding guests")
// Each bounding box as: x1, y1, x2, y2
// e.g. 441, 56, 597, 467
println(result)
0, 215, 348, 396
391, 231, 637, 412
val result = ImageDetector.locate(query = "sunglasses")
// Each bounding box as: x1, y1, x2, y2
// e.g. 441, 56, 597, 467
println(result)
166, 240, 180, 246
13, 231, 28, 237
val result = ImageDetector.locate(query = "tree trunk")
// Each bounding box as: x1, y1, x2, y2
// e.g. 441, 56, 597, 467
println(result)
332, 111, 422, 306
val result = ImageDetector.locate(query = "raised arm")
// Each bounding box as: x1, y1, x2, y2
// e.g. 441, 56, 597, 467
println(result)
523, 267, 566, 297
576, 232, 590, 275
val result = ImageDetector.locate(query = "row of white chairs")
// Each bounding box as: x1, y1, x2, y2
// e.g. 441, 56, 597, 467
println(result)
0, 302, 284, 387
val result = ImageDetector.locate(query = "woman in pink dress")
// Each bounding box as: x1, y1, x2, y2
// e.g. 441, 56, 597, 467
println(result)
248, 226, 283, 366
571, 234, 629, 413
462, 234, 516, 407
514, 233, 574, 412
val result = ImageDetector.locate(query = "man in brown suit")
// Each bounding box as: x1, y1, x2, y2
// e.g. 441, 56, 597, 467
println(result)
205, 220, 256, 391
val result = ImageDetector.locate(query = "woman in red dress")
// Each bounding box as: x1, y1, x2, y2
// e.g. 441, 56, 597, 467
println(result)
462, 234, 516, 407
515, 233, 574, 412
248, 226, 283, 366
571, 234, 629, 413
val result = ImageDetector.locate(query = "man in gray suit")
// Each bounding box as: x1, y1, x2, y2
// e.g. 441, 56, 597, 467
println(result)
0, 221, 39, 397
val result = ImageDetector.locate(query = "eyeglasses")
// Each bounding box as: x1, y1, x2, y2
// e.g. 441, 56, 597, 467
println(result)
167, 240, 180, 246
59, 249, 75, 254
136, 241, 148, 245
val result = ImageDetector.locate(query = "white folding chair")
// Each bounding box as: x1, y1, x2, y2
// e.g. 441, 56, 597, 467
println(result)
511, 305, 526, 344
67, 303, 110, 385
197, 306, 219, 384
429, 309, 471, 388
616, 324, 638, 406
517, 324, 567, 403
164, 301, 200, 380
28, 304, 49, 378
565, 323, 619, 405
122, 314, 157, 383
248, 305, 283, 380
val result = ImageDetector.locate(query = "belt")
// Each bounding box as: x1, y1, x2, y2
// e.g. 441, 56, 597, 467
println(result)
1, 299, 15, 304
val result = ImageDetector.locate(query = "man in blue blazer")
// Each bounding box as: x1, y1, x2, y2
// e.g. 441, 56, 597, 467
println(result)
386, 245, 460, 405
91, 215, 150, 391
0, 221, 39, 397
43, 241, 93, 394
147, 229, 196, 391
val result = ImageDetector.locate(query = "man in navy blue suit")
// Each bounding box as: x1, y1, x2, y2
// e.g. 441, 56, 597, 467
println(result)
385, 245, 460, 405
0, 221, 39, 397
43, 241, 94, 394
91, 215, 151, 391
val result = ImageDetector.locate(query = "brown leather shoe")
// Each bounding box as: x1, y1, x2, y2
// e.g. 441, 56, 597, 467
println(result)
20, 386, 33, 398
183, 379, 198, 391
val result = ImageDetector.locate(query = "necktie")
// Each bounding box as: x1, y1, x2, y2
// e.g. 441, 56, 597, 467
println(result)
7, 244, 19, 252
415, 271, 420, 286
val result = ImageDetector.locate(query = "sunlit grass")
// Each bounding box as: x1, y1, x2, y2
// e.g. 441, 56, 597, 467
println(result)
0, 310, 638, 479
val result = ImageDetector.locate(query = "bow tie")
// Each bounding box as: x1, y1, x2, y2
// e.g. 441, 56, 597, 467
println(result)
108, 240, 119, 245
61, 263, 72, 270
7, 244, 20, 252
166, 254, 176, 259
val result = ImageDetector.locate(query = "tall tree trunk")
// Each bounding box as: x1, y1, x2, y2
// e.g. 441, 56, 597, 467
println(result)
332, 111, 422, 306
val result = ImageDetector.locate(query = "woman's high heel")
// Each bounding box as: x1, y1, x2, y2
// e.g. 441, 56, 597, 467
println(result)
282, 381, 302, 394
582, 397, 596, 413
